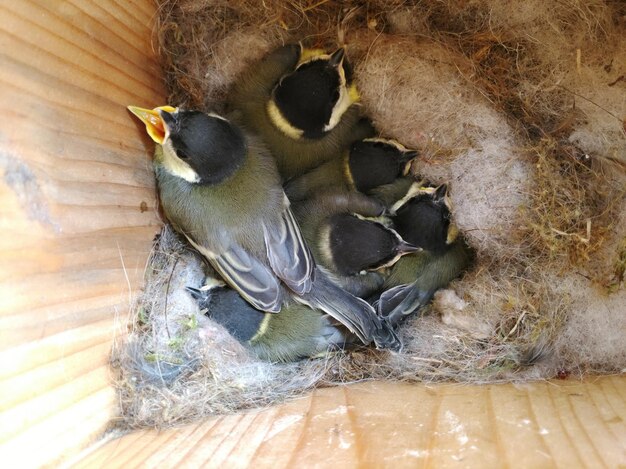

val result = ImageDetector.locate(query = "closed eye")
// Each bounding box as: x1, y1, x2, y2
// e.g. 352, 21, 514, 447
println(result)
174, 143, 189, 160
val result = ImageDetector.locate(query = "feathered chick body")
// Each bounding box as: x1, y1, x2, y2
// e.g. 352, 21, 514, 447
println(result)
228, 44, 373, 181
368, 176, 416, 208
155, 138, 281, 260
378, 184, 473, 324
189, 284, 358, 363
285, 138, 418, 201
128, 107, 399, 349
293, 191, 417, 298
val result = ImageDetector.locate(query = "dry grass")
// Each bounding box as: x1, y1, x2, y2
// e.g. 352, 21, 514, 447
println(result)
518, 139, 621, 267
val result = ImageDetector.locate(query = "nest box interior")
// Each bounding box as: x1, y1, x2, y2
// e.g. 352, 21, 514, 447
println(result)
1, 1, 624, 467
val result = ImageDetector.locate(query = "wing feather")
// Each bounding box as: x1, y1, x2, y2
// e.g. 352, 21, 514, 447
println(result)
185, 234, 282, 313
263, 203, 314, 295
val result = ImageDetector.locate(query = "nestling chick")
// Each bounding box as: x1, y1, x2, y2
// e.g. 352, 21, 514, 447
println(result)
293, 190, 418, 298
228, 44, 373, 180
187, 282, 360, 363
378, 183, 473, 325
368, 176, 416, 208
128, 105, 400, 350
285, 138, 418, 201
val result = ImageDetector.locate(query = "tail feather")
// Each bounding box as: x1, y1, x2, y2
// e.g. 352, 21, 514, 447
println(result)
298, 269, 401, 350
378, 282, 434, 327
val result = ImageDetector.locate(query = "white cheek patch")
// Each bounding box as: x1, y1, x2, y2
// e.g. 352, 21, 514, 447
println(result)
362, 137, 410, 152
207, 112, 229, 122
402, 160, 413, 176
352, 212, 392, 228
161, 140, 200, 183
317, 223, 337, 271
297, 49, 330, 66
324, 62, 358, 133
267, 100, 304, 140
390, 182, 433, 214
324, 84, 354, 132
199, 276, 227, 291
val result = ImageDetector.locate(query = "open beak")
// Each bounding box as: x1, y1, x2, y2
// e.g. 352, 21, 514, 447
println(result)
127, 105, 177, 144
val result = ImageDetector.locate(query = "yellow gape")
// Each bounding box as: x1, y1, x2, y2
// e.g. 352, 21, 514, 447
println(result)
127, 105, 178, 144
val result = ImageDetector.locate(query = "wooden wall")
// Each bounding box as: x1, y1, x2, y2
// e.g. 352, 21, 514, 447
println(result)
1, 3, 624, 468
0, 1, 164, 466
74, 376, 626, 468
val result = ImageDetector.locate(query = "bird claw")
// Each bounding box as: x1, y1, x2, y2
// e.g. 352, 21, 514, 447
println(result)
373, 317, 403, 352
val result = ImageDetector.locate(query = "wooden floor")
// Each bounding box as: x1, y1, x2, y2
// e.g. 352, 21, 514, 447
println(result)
72, 376, 625, 468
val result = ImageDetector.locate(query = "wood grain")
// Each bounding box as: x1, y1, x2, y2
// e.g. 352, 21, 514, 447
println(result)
1, 2, 624, 468
0, 0, 164, 467
72, 376, 626, 469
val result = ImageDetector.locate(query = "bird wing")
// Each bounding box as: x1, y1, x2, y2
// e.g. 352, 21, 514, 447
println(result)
263, 202, 314, 295
209, 244, 283, 313
181, 227, 283, 313
376, 282, 433, 326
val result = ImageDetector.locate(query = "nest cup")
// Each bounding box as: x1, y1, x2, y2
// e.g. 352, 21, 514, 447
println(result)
2, 1, 625, 466
115, 0, 626, 427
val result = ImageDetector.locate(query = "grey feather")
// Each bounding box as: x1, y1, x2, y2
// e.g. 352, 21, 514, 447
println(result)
263, 205, 314, 295
212, 248, 283, 313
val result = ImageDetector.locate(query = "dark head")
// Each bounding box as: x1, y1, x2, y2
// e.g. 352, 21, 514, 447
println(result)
187, 285, 265, 343
325, 214, 418, 275
270, 48, 358, 139
392, 185, 454, 254
348, 139, 419, 193
128, 105, 246, 185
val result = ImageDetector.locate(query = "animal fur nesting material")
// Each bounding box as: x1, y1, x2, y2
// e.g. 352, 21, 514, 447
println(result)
114, 0, 626, 428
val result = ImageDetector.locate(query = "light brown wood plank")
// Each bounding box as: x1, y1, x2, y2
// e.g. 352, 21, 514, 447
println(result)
0, 71, 153, 149
0, 1, 164, 466
0, 30, 154, 107
142, 422, 224, 468
0, 388, 116, 469
1, 341, 112, 411
199, 412, 282, 468
67, 0, 149, 48
343, 381, 441, 466
71, 430, 151, 469
112, 0, 153, 24
231, 393, 315, 466
286, 386, 361, 467
0, 228, 158, 284
74, 378, 626, 468
0, 367, 110, 443
424, 385, 501, 468
568, 380, 625, 467
7, 2, 160, 96
489, 383, 556, 468
526, 381, 586, 468
127, 0, 156, 19
547, 381, 607, 468
2, 295, 126, 334
109, 427, 189, 469
0, 320, 116, 381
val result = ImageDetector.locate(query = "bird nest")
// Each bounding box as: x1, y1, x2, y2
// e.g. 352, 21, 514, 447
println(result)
112, 0, 626, 429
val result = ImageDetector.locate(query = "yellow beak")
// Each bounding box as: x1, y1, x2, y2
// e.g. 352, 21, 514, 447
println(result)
127, 105, 177, 144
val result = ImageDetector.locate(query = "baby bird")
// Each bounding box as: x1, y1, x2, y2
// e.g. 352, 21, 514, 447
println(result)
285, 138, 418, 201
293, 190, 418, 298
368, 176, 417, 208
228, 44, 373, 180
128, 105, 399, 350
187, 281, 360, 363
377, 183, 473, 325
